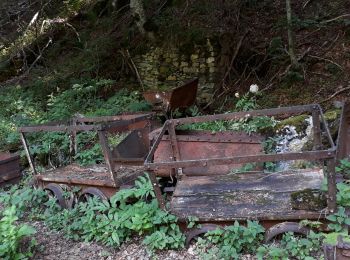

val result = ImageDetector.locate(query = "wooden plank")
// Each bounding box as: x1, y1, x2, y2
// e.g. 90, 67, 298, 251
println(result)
170, 169, 326, 221
171, 192, 290, 219
173, 170, 324, 197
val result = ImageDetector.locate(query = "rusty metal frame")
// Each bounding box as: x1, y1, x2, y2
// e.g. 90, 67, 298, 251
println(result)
18, 113, 153, 187
336, 102, 350, 161
145, 104, 337, 212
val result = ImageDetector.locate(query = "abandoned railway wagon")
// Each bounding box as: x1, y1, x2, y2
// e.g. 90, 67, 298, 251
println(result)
18, 102, 350, 246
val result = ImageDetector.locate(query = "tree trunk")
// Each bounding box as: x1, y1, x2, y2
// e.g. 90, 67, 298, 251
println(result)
286, 0, 298, 67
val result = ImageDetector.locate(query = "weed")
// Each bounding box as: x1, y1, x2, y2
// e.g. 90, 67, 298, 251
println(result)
43, 174, 185, 250
0, 206, 37, 259
336, 182, 350, 207
195, 221, 265, 259
327, 207, 350, 233
180, 91, 276, 134
256, 231, 323, 260
336, 159, 350, 177
230, 162, 257, 174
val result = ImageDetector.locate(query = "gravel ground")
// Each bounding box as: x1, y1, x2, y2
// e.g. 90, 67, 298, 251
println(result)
29, 221, 200, 260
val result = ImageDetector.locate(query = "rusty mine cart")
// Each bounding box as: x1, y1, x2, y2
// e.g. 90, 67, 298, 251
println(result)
18, 102, 350, 247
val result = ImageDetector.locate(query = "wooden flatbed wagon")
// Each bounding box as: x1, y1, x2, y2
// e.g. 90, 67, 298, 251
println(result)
145, 103, 350, 242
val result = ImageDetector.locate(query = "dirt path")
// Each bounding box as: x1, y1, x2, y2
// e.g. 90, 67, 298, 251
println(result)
30, 221, 199, 260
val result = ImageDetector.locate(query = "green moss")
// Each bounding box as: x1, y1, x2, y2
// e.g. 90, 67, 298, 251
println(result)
276, 114, 309, 133
324, 109, 341, 121
290, 189, 326, 210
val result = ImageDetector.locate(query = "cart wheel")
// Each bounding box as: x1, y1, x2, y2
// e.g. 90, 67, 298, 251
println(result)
44, 183, 68, 209
78, 187, 107, 203
265, 222, 311, 242
185, 224, 222, 247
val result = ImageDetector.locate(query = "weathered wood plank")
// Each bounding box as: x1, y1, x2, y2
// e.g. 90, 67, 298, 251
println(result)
170, 169, 326, 221
173, 170, 324, 197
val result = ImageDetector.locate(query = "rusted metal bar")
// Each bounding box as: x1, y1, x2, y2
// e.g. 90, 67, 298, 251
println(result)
18, 114, 152, 134
336, 102, 350, 161
172, 104, 315, 126
98, 130, 119, 187
326, 158, 337, 213
160, 131, 263, 143
312, 108, 322, 150
145, 122, 169, 163
168, 122, 182, 176
146, 149, 336, 170
18, 124, 101, 133
100, 115, 152, 131
147, 171, 165, 209
36, 174, 117, 187
75, 113, 152, 123
317, 104, 336, 148
20, 132, 37, 175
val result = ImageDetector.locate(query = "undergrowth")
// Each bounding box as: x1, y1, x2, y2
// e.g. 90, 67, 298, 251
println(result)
0, 78, 151, 166
179, 91, 276, 134
1, 171, 347, 259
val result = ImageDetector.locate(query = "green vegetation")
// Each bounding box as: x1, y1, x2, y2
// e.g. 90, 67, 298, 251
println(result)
336, 159, 350, 177
0, 175, 185, 254
0, 79, 151, 167
0, 206, 37, 259
195, 221, 265, 259
180, 91, 276, 134
257, 231, 323, 260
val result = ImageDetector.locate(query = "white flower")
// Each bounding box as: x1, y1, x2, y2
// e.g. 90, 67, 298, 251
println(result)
234, 92, 240, 98
249, 84, 259, 93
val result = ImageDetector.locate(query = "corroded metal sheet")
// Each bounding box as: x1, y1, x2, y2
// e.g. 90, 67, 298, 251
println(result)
153, 131, 263, 176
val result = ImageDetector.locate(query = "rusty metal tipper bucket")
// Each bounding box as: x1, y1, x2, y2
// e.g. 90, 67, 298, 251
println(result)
0, 152, 21, 187
143, 78, 198, 113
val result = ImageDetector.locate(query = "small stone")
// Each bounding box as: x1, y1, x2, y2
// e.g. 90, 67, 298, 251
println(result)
209, 67, 216, 73
190, 54, 199, 60
207, 62, 215, 67
167, 75, 177, 81
206, 57, 215, 63
192, 62, 199, 68
180, 61, 189, 67
159, 66, 169, 74
170, 53, 178, 59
